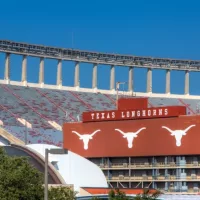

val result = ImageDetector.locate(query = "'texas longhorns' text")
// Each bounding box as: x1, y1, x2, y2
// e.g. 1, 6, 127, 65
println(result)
82, 106, 186, 122
91, 108, 168, 120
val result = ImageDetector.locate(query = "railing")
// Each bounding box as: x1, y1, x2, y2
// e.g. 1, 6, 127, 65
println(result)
98, 162, 200, 169
158, 188, 199, 194
108, 175, 200, 181
68, 90, 94, 111
34, 87, 76, 122
148, 98, 154, 107
0, 103, 47, 144
1, 85, 55, 128
178, 98, 195, 114
103, 93, 117, 106
1, 86, 65, 142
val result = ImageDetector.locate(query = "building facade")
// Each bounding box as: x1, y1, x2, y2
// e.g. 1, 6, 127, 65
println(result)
63, 98, 200, 193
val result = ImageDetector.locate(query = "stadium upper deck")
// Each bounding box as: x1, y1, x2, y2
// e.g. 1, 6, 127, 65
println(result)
1, 39, 200, 95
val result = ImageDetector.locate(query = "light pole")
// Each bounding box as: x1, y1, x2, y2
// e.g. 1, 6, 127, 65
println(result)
116, 81, 127, 109
44, 148, 68, 200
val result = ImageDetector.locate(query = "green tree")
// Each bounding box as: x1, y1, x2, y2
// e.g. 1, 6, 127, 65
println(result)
0, 147, 77, 200
48, 186, 77, 200
134, 189, 162, 200
91, 197, 101, 200
0, 147, 43, 200
108, 189, 133, 200
105, 188, 161, 200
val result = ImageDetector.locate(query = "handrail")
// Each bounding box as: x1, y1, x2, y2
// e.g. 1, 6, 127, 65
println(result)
34, 87, 76, 122
99, 162, 199, 168
103, 93, 116, 106
109, 175, 200, 181
0, 103, 57, 146
178, 98, 195, 114
54, 90, 78, 122
148, 98, 154, 107
68, 90, 94, 111
1, 85, 54, 128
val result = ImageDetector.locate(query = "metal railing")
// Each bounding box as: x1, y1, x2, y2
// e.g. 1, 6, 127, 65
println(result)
108, 175, 200, 181
98, 162, 200, 169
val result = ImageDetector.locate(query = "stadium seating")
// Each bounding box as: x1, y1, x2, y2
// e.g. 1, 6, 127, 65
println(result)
148, 97, 200, 115
0, 83, 200, 147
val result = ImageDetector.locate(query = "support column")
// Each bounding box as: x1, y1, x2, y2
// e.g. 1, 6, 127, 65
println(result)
184, 70, 189, 95
39, 58, 44, 85
146, 68, 152, 93
110, 65, 115, 90
74, 61, 80, 87
128, 67, 133, 91
92, 63, 97, 89
165, 69, 170, 94
57, 60, 62, 87
21, 55, 27, 85
4, 53, 10, 83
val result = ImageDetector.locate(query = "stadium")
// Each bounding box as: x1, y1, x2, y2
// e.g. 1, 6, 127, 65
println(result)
2, 40, 200, 199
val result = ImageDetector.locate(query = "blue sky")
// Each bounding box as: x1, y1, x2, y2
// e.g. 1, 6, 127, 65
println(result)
0, 0, 200, 95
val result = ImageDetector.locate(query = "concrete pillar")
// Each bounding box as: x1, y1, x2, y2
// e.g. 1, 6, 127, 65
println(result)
21, 55, 27, 84
39, 58, 44, 84
165, 69, 170, 94
74, 62, 80, 87
92, 63, 97, 89
128, 67, 133, 91
110, 65, 115, 90
165, 182, 168, 191
164, 157, 168, 165
4, 53, 10, 81
57, 60, 62, 86
146, 68, 152, 93
184, 70, 189, 95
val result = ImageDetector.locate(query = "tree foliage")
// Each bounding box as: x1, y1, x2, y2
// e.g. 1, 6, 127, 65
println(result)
108, 188, 133, 200
134, 189, 162, 200
0, 147, 77, 200
0, 147, 43, 200
92, 188, 162, 200
48, 186, 77, 200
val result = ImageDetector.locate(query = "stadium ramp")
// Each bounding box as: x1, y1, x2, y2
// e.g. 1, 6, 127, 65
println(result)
0, 126, 24, 145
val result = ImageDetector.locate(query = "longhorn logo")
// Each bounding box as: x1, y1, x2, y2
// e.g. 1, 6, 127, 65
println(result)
72, 130, 101, 150
115, 127, 146, 148
162, 125, 195, 147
